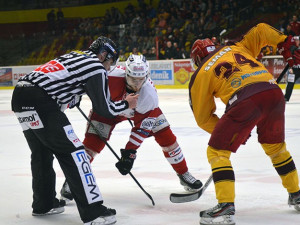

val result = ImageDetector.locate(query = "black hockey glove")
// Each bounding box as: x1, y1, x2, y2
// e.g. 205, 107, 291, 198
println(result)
115, 149, 137, 175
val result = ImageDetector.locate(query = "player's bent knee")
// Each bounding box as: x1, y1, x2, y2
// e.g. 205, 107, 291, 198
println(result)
207, 146, 231, 165
261, 142, 287, 159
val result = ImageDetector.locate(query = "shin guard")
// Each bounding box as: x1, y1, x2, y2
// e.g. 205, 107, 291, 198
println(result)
262, 142, 300, 193
155, 128, 188, 174
207, 146, 235, 203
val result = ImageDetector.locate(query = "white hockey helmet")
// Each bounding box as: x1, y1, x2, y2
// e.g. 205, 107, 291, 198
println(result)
125, 54, 149, 92
125, 54, 149, 78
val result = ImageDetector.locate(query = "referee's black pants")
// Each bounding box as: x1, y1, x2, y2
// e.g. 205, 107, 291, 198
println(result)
11, 84, 105, 223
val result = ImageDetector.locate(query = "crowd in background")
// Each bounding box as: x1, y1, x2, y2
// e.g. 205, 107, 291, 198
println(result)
0, 0, 300, 65
73, 0, 255, 60
72, 0, 300, 60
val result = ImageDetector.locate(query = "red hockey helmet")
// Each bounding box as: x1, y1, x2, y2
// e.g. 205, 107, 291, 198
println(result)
190, 38, 215, 67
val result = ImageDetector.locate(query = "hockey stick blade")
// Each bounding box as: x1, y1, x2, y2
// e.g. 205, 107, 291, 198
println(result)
170, 189, 204, 203
170, 174, 213, 203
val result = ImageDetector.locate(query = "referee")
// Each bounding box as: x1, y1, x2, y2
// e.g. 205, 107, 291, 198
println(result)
11, 36, 138, 225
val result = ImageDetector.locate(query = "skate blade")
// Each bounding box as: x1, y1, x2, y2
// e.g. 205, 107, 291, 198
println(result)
32, 207, 65, 216
200, 215, 235, 225
85, 215, 117, 225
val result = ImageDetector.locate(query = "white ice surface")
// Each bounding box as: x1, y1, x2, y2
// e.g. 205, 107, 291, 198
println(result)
1, 88, 300, 225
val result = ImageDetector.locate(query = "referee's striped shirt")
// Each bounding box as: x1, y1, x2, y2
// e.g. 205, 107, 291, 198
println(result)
20, 50, 128, 117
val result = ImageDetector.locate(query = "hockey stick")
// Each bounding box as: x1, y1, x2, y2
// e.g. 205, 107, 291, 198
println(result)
276, 64, 289, 83
170, 174, 213, 203
76, 106, 155, 206
127, 118, 134, 127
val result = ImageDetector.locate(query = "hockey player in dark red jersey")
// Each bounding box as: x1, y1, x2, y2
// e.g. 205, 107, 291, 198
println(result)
189, 23, 300, 225
60, 54, 203, 203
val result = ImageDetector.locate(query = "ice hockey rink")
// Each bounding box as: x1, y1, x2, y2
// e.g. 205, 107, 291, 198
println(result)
1, 88, 300, 225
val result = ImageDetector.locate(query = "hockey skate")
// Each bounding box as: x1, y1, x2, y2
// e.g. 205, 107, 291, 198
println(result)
84, 205, 117, 225
288, 190, 300, 211
200, 202, 235, 225
60, 180, 73, 204
178, 171, 203, 191
32, 199, 65, 216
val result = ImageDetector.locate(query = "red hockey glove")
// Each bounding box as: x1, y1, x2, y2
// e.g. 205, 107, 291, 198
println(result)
115, 149, 136, 175
277, 35, 296, 67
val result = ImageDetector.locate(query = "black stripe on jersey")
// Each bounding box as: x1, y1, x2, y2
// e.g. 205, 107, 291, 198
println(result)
42, 65, 105, 90
57, 88, 85, 102
25, 71, 45, 83
48, 80, 84, 95
59, 51, 96, 66
66, 59, 102, 73
32, 76, 49, 86
58, 89, 85, 104
59, 92, 73, 103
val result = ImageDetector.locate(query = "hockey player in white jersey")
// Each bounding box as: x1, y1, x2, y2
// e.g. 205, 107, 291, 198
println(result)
60, 54, 203, 202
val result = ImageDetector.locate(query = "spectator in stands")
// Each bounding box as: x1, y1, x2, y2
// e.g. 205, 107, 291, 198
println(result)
130, 14, 143, 41
47, 9, 56, 35
277, 12, 290, 33
110, 7, 123, 25
141, 48, 148, 57
290, 15, 300, 36
173, 42, 180, 59
179, 47, 188, 59
147, 4, 157, 19
130, 47, 141, 56
56, 8, 65, 34
157, 14, 167, 29
285, 24, 296, 36
147, 46, 157, 60
118, 49, 127, 61
164, 40, 176, 60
